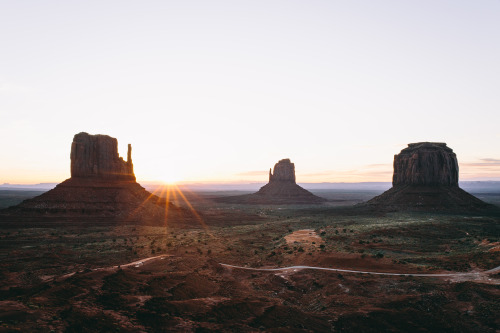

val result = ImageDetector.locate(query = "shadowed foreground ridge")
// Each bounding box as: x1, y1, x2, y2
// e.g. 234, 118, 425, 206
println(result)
1, 132, 193, 223
216, 159, 326, 204
364, 142, 490, 212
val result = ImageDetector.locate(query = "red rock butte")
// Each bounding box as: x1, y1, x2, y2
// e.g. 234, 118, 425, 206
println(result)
365, 142, 489, 212
1, 132, 193, 223
216, 159, 326, 204
392, 142, 458, 186
71, 132, 135, 181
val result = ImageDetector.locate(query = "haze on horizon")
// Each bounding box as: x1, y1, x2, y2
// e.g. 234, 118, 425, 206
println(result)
1, 1, 499, 185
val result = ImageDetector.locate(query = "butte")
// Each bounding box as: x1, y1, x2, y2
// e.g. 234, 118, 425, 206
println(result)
216, 159, 326, 204
363, 142, 491, 212
1, 132, 193, 224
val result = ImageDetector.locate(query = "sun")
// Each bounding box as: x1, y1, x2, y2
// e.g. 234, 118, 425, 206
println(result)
160, 174, 181, 185
145, 165, 183, 185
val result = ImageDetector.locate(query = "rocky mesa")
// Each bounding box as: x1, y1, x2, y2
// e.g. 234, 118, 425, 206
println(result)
1, 132, 194, 223
70, 132, 135, 181
216, 159, 326, 204
392, 142, 458, 186
364, 142, 490, 212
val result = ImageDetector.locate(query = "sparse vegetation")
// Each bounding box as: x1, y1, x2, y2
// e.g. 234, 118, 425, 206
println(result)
0, 189, 498, 332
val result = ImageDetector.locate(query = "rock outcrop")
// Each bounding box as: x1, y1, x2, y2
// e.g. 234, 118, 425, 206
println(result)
392, 142, 458, 186
365, 142, 489, 212
71, 132, 135, 181
216, 159, 326, 204
2, 132, 194, 224
269, 159, 296, 182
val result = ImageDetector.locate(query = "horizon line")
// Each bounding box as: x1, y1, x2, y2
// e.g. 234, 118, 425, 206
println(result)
3, 179, 500, 187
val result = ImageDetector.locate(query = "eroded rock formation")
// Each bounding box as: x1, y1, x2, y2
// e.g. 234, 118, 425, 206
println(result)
393, 142, 458, 186
269, 159, 296, 183
365, 142, 489, 212
217, 159, 326, 204
71, 132, 135, 181
2, 132, 194, 223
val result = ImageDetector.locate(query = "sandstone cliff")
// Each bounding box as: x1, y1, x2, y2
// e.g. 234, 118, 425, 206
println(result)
2, 132, 196, 223
392, 142, 458, 186
269, 159, 296, 182
217, 158, 326, 204
71, 132, 135, 181
365, 142, 489, 212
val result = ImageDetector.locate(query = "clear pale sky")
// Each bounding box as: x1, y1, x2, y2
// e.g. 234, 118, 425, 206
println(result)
1, 1, 499, 184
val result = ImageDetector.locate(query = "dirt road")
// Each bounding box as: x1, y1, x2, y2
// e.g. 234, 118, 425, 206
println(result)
55, 254, 499, 284
219, 263, 500, 284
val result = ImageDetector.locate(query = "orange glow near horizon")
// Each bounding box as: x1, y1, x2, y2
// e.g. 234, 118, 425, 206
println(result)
157, 174, 181, 185
2, 159, 500, 185
125, 183, 212, 236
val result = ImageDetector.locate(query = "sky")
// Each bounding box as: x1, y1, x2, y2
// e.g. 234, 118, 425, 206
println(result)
1, 1, 499, 184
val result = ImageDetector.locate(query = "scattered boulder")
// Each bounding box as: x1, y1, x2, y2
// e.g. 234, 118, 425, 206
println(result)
364, 142, 490, 212
216, 159, 326, 204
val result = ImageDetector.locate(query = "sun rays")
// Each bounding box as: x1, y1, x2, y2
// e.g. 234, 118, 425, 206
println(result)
126, 183, 212, 236
171, 184, 212, 235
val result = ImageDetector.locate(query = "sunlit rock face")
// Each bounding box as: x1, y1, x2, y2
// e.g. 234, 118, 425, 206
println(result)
393, 142, 458, 186
269, 159, 296, 183
364, 142, 489, 212
71, 132, 135, 181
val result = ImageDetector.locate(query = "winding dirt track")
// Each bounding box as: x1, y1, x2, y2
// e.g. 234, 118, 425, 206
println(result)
57, 255, 171, 280
82, 255, 500, 277
219, 263, 500, 282
55, 254, 499, 284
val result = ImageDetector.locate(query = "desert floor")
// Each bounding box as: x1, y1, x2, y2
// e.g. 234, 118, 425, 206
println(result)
0, 189, 499, 332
